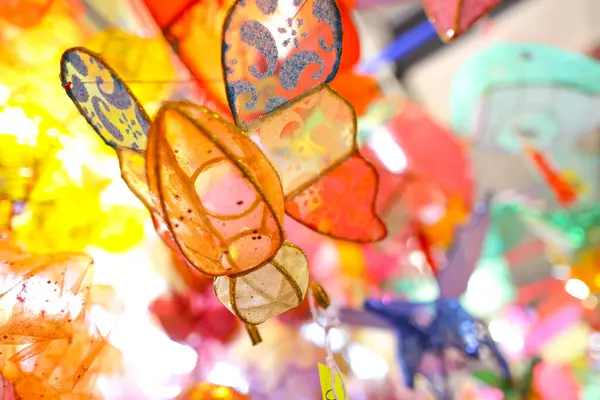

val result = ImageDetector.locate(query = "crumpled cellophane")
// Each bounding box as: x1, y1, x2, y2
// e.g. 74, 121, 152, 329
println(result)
60, 47, 312, 340
221, 0, 386, 242
0, 232, 121, 399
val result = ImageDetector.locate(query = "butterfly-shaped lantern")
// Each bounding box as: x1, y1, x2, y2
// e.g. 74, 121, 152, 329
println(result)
60, 0, 384, 344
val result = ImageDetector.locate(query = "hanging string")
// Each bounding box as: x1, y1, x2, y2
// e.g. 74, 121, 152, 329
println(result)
65, 76, 382, 96
307, 289, 347, 400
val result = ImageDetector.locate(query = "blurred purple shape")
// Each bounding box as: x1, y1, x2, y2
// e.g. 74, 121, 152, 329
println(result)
436, 192, 493, 299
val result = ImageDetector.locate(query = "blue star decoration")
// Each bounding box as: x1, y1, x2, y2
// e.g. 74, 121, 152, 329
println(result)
363, 298, 510, 393
343, 193, 511, 398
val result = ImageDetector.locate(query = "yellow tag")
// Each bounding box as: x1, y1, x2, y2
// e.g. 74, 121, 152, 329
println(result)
318, 363, 348, 400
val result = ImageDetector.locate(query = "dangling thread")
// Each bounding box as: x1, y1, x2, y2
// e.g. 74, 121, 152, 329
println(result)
308, 286, 347, 400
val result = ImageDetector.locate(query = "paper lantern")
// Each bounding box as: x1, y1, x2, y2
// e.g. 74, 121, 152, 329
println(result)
146, 101, 285, 275
452, 44, 600, 205
177, 382, 249, 400
60, 47, 323, 344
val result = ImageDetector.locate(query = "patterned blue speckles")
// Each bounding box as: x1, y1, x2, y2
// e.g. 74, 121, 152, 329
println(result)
256, 0, 277, 14
92, 97, 124, 143
279, 50, 324, 90
222, 0, 345, 125
280, 17, 305, 49
228, 80, 259, 112
118, 111, 146, 142
265, 96, 287, 113
96, 74, 132, 110
312, 0, 342, 53
240, 20, 279, 79
60, 47, 150, 151
66, 51, 88, 75
70, 75, 89, 103
135, 104, 150, 137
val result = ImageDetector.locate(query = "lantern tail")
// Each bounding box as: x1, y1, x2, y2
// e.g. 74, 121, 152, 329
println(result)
309, 282, 331, 310
244, 324, 262, 346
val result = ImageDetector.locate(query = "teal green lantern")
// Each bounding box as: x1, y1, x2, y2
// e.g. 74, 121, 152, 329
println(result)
451, 43, 600, 205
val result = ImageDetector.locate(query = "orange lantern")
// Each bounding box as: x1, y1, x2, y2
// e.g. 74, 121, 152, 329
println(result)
60, 47, 327, 344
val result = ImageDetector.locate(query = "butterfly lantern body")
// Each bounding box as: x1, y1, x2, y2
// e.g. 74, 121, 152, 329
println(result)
60, 0, 385, 343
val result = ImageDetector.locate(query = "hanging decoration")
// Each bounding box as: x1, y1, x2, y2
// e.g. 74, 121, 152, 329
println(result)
176, 382, 250, 399
422, 0, 502, 41
219, 0, 385, 242
59, 45, 332, 345
0, 230, 121, 399
451, 43, 600, 206
342, 195, 510, 397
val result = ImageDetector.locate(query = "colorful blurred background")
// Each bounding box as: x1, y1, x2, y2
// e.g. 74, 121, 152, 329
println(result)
0, 0, 599, 399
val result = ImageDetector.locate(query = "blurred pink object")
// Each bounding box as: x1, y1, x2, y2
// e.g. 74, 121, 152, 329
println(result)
524, 303, 582, 357
476, 387, 504, 400
363, 242, 403, 284
283, 216, 324, 265
422, 0, 502, 41
533, 363, 580, 400
360, 100, 472, 225
150, 289, 240, 344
